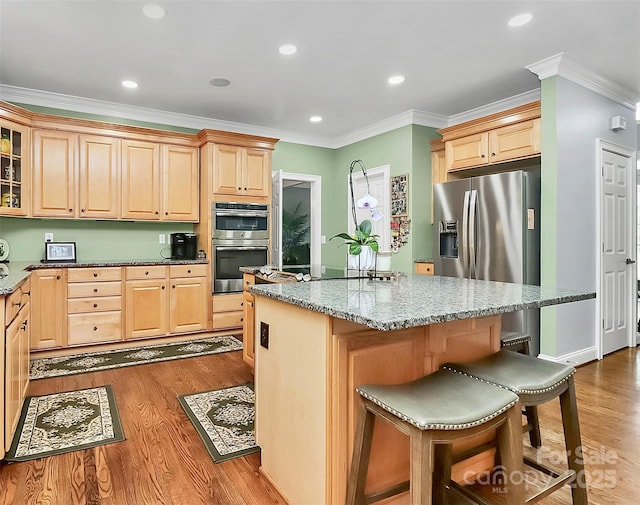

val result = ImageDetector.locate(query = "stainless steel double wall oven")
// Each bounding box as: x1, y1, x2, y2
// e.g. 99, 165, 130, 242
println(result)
212, 202, 269, 293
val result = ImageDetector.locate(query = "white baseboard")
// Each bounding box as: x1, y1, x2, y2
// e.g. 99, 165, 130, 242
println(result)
537, 346, 599, 366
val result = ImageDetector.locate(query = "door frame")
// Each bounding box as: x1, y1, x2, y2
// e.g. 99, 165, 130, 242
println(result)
277, 171, 322, 268
596, 138, 637, 358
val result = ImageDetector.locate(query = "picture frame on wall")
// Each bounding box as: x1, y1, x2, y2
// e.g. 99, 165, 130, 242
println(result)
44, 241, 77, 263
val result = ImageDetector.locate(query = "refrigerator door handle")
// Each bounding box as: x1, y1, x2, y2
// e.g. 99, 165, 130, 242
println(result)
462, 190, 471, 276
469, 189, 478, 279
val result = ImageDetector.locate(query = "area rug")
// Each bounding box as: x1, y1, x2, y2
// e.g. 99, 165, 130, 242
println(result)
178, 383, 259, 463
30, 335, 243, 380
5, 385, 125, 462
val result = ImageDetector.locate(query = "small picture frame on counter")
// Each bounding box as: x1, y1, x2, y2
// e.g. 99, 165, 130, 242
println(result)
44, 241, 77, 263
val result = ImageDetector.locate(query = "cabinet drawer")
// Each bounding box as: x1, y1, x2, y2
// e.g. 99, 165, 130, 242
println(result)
415, 262, 434, 275
170, 264, 207, 278
5, 287, 24, 325
212, 311, 243, 330
68, 311, 122, 345
68, 296, 122, 314
67, 281, 122, 298
125, 265, 167, 280
68, 267, 122, 283
213, 293, 243, 313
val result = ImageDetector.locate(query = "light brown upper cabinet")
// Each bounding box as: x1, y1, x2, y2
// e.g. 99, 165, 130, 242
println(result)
0, 118, 30, 217
121, 139, 161, 220
79, 135, 120, 219
32, 130, 77, 217
212, 144, 270, 198
162, 145, 199, 221
439, 101, 541, 173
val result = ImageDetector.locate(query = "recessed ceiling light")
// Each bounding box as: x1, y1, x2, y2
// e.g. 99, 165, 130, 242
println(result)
388, 75, 405, 85
279, 44, 298, 56
122, 80, 138, 89
143, 4, 166, 19
310, 116, 322, 123
210, 78, 231, 87
508, 13, 533, 27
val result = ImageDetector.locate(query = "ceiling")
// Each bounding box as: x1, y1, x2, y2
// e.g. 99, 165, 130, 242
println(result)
1, 0, 638, 146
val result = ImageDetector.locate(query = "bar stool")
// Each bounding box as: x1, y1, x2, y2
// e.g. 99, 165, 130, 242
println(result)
442, 350, 588, 505
500, 334, 542, 448
346, 369, 524, 505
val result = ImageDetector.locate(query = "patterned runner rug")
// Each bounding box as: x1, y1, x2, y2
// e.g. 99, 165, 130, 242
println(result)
178, 383, 259, 463
30, 335, 243, 380
5, 385, 125, 462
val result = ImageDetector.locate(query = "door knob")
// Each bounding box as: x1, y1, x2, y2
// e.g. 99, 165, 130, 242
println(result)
626, 258, 636, 264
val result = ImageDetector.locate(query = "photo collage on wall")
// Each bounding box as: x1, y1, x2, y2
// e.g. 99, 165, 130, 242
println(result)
390, 174, 411, 251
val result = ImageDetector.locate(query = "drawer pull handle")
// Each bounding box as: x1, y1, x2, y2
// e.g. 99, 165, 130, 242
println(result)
93, 273, 98, 277
93, 326, 98, 331
93, 303, 98, 308
12, 301, 21, 307
25, 291, 30, 296
93, 288, 98, 293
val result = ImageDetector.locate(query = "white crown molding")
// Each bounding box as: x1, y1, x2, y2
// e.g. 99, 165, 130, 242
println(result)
526, 52, 640, 111
447, 89, 541, 126
0, 84, 337, 148
331, 109, 448, 149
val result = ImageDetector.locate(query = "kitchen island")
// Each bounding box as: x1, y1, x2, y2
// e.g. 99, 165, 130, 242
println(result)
250, 274, 594, 505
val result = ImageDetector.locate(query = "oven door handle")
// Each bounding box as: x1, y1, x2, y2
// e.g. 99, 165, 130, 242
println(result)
214, 210, 268, 218
214, 246, 269, 251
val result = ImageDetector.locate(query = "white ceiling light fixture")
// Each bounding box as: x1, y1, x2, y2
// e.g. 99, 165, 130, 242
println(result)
508, 13, 533, 27
388, 75, 405, 85
210, 78, 231, 87
310, 116, 322, 123
143, 4, 166, 19
279, 44, 298, 56
122, 80, 138, 89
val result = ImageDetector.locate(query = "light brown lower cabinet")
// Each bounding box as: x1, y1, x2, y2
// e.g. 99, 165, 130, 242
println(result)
30, 269, 65, 350
125, 277, 168, 340
169, 265, 208, 333
3, 279, 30, 454
242, 289, 255, 367
414, 262, 434, 275
212, 293, 244, 330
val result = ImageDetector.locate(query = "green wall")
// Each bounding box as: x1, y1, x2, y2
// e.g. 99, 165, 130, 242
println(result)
0, 216, 192, 262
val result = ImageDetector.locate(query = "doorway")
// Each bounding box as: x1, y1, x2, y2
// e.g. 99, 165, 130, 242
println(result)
598, 139, 637, 357
272, 171, 321, 269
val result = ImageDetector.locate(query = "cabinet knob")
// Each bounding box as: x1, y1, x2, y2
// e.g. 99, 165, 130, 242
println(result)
93, 288, 98, 293
81, 208, 85, 212
93, 326, 97, 331
69, 208, 73, 212
244, 187, 247, 191
56, 275, 61, 280
237, 187, 241, 190
93, 272, 98, 277
162, 285, 165, 290
250, 302, 254, 307
155, 211, 159, 215
240, 318, 243, 322
491, 152, 496, 156
145, 271, 149, 275
187, 269, 191, 274
172, 285, 175, 289
480, 154, 485, 158
21, 321, 27, 331
165, 212, 168, 215
25, 291, 30, 296
241, 302, 243, 306
93, 303, 98, 308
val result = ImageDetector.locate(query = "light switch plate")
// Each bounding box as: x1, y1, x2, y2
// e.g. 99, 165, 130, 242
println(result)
159, 234, 166, 244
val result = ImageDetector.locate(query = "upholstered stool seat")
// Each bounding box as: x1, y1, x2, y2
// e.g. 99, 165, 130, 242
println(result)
346, 369, 525, 505
443, 350, 588, 505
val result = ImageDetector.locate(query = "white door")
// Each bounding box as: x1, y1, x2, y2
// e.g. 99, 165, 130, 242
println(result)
272, 170, 283, 269
348, 165, 391, 251
601, 146, 635, 355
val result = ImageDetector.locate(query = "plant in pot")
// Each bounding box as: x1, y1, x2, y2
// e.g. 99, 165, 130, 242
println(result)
330, 160, 384, 271
282, 202, 311, 265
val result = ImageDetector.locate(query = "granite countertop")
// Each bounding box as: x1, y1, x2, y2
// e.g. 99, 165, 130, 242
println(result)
250, 274, 595, 331
0, 258, 208, 295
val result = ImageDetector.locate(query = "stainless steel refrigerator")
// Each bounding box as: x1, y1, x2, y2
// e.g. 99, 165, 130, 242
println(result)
433, 169, 541, 353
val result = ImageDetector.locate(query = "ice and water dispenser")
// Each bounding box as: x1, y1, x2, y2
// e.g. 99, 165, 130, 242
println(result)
439, 220, 458, 258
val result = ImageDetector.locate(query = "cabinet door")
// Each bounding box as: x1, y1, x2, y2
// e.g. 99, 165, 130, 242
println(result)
121, 140, 160, 220
162, 145, 199, 221
243, 148, 270, 197
212, 144, 242, 195
169, 276, 207, 333
79, 135, 120, 219
32, 130, 77, 217
242, 291, 255, 367
445, 132, 489, 172
430, 147, 446, 224
125, 279, 168, 339
5, 305, 29, 452
30, 269, 66, 350
488, 118, 541, 164
0, 120, 30, 217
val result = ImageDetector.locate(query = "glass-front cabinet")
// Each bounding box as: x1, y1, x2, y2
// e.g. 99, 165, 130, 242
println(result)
0, 120, 30, 216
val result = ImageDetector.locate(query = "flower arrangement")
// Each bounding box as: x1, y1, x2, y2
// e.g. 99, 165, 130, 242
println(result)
330, 160, 383, 261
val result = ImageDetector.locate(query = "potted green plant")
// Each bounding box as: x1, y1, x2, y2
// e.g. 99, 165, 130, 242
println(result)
331, 219, 379, 270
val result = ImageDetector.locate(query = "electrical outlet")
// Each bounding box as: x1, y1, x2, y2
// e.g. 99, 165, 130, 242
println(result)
260, 322, 269, 349
45, 232, 54, 242
159, 233, 166, 244
321, 235, 326, 244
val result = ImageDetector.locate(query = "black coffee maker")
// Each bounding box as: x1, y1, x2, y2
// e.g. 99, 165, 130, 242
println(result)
170, 233, 197, 259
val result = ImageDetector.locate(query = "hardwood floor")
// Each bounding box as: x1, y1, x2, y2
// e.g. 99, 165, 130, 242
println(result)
0, 345, 637, 505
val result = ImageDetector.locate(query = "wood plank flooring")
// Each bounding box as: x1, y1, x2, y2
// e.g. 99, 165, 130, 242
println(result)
0, 345, 637, 505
